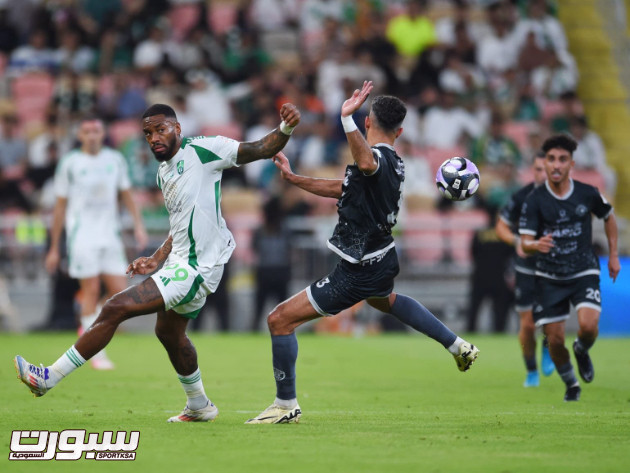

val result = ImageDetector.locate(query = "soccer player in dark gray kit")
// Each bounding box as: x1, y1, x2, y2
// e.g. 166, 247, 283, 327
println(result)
519, 134, 620, 402
496, 152, 555, 388
247, 81, 479, 424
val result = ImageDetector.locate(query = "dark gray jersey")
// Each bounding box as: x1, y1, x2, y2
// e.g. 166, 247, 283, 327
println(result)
327, 144, 404, 263
519, 179, 612, 279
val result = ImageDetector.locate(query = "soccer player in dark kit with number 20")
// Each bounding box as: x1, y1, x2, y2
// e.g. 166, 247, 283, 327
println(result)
519, 134, 620, 402
246, 81, 479, 424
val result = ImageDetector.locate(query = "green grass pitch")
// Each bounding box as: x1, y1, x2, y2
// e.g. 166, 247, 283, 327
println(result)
1, 332, 629, 473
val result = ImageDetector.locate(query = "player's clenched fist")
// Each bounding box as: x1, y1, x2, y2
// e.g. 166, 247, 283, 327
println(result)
280, 103, 300, 128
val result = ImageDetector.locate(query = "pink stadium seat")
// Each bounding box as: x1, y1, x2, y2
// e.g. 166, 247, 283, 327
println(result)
402, 209, 487, 266
208, 3, 238, 35
571, 169, 605, 191
11, 73, 55, 125
109, 119, 141, 147
503, 121, 533, 151
168, 4, 202, 41
423, 146, 467, 176
402, 210, 444, 264
200, 123, 243, 141
541, 100, 565, 122
224, 212, 261, 264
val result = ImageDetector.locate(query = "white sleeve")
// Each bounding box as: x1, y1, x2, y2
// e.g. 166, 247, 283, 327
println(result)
53, 155, 71, 198
195, 136, 241, 170
115, 152, 132, 191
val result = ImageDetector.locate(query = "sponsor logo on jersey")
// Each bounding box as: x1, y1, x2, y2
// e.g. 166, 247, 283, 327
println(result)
576, 204, 588, 217
177, 160, 184, 175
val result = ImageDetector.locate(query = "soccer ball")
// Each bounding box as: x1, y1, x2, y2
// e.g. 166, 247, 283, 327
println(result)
435, 157, 480, 201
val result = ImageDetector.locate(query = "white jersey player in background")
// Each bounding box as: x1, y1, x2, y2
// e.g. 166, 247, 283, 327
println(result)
45, 117, 148, 370
15, 102, 301, 422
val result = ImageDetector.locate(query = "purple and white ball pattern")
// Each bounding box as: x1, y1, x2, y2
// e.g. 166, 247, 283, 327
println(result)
435, 157, 480, 201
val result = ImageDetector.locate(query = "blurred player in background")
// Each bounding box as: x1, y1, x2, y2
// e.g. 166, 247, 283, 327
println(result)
519, 135, 620, 401
15, 102, 301, 422
246, 81, 479, 424
496, 151, 555, 387
44, 116, 148, 370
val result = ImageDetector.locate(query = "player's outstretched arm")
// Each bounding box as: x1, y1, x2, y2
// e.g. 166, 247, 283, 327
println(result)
496, 218, 527, 258
604, 213, 620, 282
272, 152, 343, 198
120, 189, 148, 251
236, 103, 301, 165
126, 235, 173, 277
45, 197, 67, 274
341, 80, 377, 174
521, 233, 554, 255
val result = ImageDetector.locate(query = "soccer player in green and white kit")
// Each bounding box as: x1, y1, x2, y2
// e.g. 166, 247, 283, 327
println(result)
15, 103, 301, 422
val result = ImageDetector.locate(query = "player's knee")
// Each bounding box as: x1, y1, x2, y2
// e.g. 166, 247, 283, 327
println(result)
546, 332, 564, 351
580, 321, 598, 338
154, 323, 170, 345
520, 316, 535, 333
267, 305, 287, 333
100, 294, 128, 324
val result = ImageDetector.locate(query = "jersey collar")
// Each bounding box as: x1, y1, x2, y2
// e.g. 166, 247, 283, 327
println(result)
545, 178, 574, 200
372, 142, 395, 151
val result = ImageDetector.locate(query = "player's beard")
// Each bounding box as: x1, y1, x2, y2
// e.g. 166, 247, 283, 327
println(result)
151, 137, 176, 162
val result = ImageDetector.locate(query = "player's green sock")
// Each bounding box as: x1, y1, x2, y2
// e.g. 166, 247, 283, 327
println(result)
48, 346, 86, 386
177, 368, 211, 410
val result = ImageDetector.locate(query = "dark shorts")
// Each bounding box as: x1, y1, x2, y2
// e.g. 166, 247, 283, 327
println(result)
307, 248, 400, 316
533, 274, 601, 326
514, 271, 536, 312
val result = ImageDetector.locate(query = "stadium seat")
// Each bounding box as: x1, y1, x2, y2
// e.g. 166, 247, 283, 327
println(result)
401, 208, 487, 266
423, 146, 467, 176
571, 169, 606, 191
109, 119, 141, 147
541, 100, 565, 122
503, 121, 534, 151
200, 123, 243, 141
11, 73, 55, 125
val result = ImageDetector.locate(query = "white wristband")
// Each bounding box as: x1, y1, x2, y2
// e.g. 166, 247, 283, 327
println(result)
279, 121, 295, 135
341, 115, 357, 133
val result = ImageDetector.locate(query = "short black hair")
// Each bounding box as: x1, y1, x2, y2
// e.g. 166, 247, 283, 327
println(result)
542, 134, 577, 155
370, 95, 407, 133
533, 149, 546, 159
142, 104, 178, 120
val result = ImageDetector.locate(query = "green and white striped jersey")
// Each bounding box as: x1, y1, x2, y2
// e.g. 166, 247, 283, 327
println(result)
157, 135, 240, 279
54, 147, 131, 248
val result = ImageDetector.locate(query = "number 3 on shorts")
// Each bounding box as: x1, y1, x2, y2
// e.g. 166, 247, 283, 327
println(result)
164, 263, 189, 282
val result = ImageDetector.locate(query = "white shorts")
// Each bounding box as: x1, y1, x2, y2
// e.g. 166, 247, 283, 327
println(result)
151, 256, 224, 318
68, 240, 128, 279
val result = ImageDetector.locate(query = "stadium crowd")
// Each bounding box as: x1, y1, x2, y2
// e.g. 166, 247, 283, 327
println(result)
0, 0, 618, 331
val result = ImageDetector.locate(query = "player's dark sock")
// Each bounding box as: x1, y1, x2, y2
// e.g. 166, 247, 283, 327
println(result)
574, 337, 594, 354
271, 333, 298, 400
390, 294, 457, 348
524, 356, 537, 372
557, 362, 578, 387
